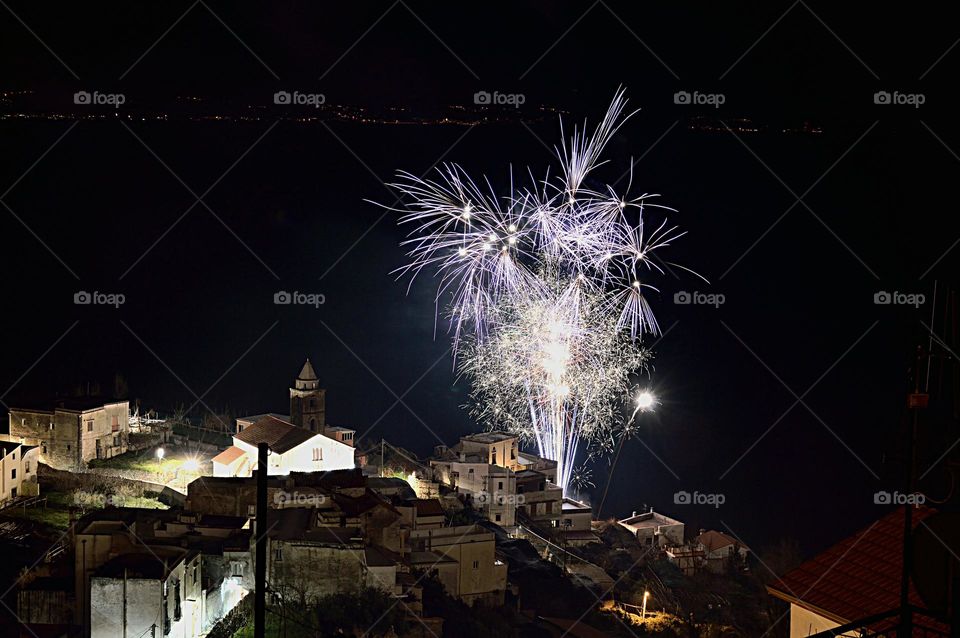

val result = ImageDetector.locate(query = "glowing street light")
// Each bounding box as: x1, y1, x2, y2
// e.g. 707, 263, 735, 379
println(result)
155, 447, 165, 462
642, 590, 650, 619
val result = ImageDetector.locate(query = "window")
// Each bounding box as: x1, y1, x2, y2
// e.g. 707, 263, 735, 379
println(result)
511, 447, 516, 460
11, 469, 15, 480
173, 580, 181, 621
472, 560, 479, 569
111, 416, 119, 432
274, 546, 283, 561
247, 505, 256, 517
495, 513, 502, 522
66, 444, 71, 452
497, 481, 503, 490
86, 421, 93, 432
312, 448, 323, 462
231, 561, 245, 577
309, 398, 316, 409
41, 445, 46, 455
49, 423, 55, 431
25, 462, 30, 474
467, 468, 474, 475
491, 449, 497, 464
11, 451, 15, 460
113, 436, 120, 447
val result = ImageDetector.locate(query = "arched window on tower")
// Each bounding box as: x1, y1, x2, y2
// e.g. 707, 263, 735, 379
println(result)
309, 418, 317, 432
309, 398, 316, 409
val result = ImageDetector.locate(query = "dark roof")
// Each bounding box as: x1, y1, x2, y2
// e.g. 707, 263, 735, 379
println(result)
364, 546, 397, 567
411, 499, 445, 518
768, 506, 946, 634
236, 412, 289, 424
8, 396, 127, 413
267, 508, 362, 544
335, 490, 399, 517
234, 415, 316, 454
93, 549, 190, 579
0, 441, 21, 455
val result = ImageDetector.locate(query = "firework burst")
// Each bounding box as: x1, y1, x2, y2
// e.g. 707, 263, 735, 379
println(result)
382, 89, 702, 494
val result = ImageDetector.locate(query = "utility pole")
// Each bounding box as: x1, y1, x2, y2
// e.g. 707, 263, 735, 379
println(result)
255, 442, 268, 638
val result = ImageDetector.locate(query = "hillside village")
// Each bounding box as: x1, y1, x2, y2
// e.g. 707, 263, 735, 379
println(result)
0, 361, 941, 637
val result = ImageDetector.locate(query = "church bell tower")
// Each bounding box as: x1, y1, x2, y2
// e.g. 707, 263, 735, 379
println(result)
289, 358, 326, 432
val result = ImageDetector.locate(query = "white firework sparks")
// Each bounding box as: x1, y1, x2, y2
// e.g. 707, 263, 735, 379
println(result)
382, 89, 702, 494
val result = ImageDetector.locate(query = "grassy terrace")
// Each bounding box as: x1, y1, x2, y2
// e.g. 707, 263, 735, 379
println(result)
1, 489, 167, 531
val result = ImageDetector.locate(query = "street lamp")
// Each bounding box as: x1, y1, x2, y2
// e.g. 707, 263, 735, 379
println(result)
635, 390, 656, 412
156, 447, 165, 462
642, 590, 650, 619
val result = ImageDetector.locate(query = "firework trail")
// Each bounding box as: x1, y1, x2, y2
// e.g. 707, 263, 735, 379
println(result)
381, 89, 702, 494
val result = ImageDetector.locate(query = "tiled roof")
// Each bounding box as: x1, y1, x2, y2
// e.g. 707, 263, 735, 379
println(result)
212, 446, 246, 465
696, 529, 745, 553
234, 415, 317, 454
768, 506, 946, 635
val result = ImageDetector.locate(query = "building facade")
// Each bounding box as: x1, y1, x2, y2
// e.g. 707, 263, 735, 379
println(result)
6, 398, 129, 470
212, 415, 355, 477
0, 441, 40, 503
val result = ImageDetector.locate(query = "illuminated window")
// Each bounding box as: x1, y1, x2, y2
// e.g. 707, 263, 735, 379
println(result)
312, 448, 322, 462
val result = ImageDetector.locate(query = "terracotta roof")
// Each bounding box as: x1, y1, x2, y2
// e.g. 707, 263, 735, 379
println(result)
696, 530, 746, 553
768, 506, 946, 635
212, 446, 246, 465
234, 415, 317, 454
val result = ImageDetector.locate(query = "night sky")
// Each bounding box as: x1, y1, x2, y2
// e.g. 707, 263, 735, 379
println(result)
2, 2, 959, 558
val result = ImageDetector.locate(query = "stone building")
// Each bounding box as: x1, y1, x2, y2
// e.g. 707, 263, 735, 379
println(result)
5, 397, 129, 470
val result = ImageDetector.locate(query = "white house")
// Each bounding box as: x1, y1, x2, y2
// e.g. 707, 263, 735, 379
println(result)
618, 508, 685, 547
695, 529, 749, 572
212, 415, 354, 477
0, 441, 40, 504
